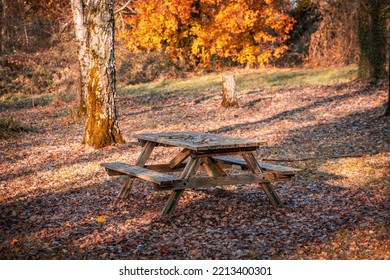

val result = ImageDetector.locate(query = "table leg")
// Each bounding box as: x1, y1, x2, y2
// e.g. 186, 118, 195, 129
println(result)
242, 153, 283, 208
202, 157, 227, 177
118, 141, 157, 199
202, 157, 227, 191
161, 157, 201, 215
169, 148, 190, 169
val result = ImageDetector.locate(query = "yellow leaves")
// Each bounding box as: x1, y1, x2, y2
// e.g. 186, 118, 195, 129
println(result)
273, 46, 288, 59
121, 0, 295, 68
96, 216, 107, 223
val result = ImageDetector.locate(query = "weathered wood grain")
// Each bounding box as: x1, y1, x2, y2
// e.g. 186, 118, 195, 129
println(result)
101, 162, 178, 186
213, 155, 301, 175
133, 132, 263, 152
169, 149, 190, 169
202, 157, 227, 177
190, 148, 257, 158
118, 141, 157, 199
202, 156, 227, 191
145, 163, 186, 172
155, 173, 288, 191
161, 157, 201, 215
136, 141, 156, 166
242, 153, 283, 208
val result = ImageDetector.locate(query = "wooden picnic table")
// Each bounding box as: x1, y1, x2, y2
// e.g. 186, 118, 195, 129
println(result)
101, 132, 300, 215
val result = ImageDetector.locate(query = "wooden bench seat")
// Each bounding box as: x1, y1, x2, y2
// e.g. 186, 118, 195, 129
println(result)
100, 162, 179, 187
212, 156, 301, 176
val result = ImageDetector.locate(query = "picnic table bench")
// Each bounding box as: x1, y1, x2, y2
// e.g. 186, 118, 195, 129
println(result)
101, 132, 301, 215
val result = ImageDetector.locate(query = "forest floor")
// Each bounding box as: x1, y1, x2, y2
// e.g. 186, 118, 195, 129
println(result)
0, 66, 389, 259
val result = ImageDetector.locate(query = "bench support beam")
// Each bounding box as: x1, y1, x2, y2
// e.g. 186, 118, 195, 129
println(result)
161, 157, 201, 215
118, 141, 157, 199
242, 153, 284, 208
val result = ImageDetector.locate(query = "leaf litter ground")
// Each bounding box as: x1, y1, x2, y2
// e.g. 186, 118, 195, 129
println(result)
0, 80, 389, 259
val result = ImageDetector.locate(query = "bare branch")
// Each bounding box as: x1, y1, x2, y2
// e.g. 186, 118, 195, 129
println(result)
115, 0, 134, 14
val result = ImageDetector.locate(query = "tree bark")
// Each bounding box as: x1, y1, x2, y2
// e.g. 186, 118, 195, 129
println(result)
0, 0, 8, 53
357, 0, 387, 80
385, 60, 390, 116
221, 74, 239, 107
71, 0, 88, 115
73, 0, 125, 148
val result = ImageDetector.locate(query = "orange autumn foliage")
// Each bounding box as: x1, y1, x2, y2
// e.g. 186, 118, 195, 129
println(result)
119, 0, 295, 68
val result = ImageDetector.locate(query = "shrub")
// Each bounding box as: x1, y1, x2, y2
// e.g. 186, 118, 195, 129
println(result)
0, 117, 35, 138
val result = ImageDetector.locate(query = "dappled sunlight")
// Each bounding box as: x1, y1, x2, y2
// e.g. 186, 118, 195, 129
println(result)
319, 154, 390, 189
1, 67, 388, 259
288, 222, 389, 260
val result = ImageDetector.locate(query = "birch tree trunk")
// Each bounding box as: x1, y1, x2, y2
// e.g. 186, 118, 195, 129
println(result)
71, 0, 88, 115
221, 74, 239, 107
72, 0, 125, 148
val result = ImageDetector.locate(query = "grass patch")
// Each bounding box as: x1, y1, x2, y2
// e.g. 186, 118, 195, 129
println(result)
237, 65, 357, 91
119, 65, 358, 97
0, 117, 35, 138
118, 72, 222, 97
0, 93, 53, 109
0, 92, 77, 110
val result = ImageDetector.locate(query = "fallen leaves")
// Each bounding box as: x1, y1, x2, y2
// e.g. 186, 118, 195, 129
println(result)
96, 216, 107, 223
0, 80, 389, 260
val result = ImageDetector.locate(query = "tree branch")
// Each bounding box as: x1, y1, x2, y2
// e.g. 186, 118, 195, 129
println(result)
115, 0, 134, 14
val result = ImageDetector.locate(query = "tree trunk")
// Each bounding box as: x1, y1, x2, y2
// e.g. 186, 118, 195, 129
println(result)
221, 74, 239, 107
0, 0, 8, 53
357, 0, 387, 80
385, 60, 390, 116
385, 89, 390, 116
77, 0, 125, 148
71, 0, 87, 115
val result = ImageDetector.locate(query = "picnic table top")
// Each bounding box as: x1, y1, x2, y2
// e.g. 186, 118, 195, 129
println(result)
133, 132, 264, 152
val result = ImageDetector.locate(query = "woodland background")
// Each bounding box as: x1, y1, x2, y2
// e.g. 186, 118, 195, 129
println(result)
0, 0, 378, 98
0, 0, 389, 260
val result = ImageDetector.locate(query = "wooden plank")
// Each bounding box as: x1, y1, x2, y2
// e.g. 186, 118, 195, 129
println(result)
213, 156, 301, 175
202, 157, 227, 177
201, 157, 226, 191
136, 141, 157, 166
118, 141, 157, 199
213, 155, 248, 168
257, 162, 301, 175
119, 176, 136, 200
145, 163, 208, 173
145, 163, 186, 172
133, 132, 263, 152
169, 149, 190, 169
106, 169, 124, 176
161, 157, 201, 215
242, 153, 283, 208
105, 163, 187, 174
190, 148, 257, 158
101, 162, 178, 186
155, 173, 287, 190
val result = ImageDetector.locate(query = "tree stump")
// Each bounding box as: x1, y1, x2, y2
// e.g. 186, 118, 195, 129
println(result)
221, 74, 239, 107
